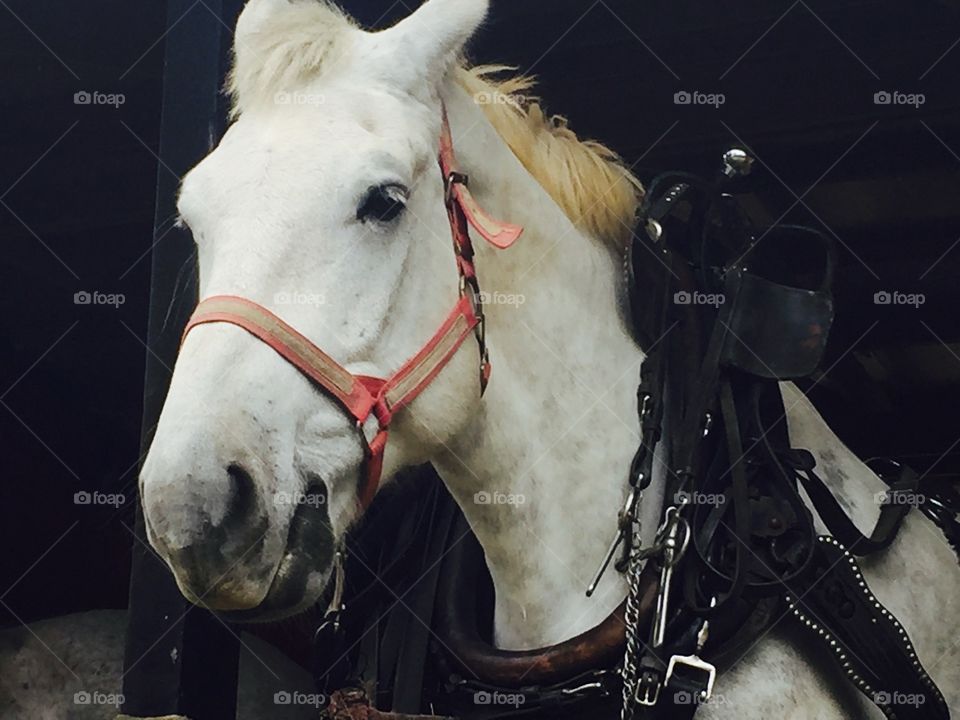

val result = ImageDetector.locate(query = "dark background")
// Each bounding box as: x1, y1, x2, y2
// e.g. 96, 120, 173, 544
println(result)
3, 0, 959, 627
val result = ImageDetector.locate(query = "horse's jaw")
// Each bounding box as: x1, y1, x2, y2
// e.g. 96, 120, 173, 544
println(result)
430, 84, 659, 651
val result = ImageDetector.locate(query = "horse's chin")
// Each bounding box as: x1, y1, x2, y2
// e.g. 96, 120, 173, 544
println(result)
213, 572, 330, 625
201, 492, 337, 624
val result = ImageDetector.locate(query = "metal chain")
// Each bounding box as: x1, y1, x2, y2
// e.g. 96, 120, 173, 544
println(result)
620, 498, 645, 720
617, 359, 662, 719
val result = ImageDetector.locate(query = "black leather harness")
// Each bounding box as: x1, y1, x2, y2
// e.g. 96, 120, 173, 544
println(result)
621, 155, 949, 719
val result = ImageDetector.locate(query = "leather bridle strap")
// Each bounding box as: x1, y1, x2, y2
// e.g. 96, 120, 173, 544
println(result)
181, 107, 522, 511
183, 294, 480, 509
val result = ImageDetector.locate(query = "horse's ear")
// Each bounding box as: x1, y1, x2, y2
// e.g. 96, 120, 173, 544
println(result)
234, 0, 353, 52
230, 0, 355, 116
235, 0, 290, 42
369, 0, 489, 89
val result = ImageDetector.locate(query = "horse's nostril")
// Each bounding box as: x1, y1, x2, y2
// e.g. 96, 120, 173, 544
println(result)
304, 476, 328, 508
142, 458, 273, 611
226, 462, 257, 525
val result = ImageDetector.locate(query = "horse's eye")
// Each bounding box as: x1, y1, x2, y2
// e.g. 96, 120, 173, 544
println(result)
357, 184, 408, 224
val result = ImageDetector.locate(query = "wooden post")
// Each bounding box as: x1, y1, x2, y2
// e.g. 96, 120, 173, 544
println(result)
119, 0, 245, 718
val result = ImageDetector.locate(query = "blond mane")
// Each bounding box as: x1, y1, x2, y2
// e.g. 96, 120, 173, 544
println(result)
455, 66, 642, 248
228, 2, 642, 248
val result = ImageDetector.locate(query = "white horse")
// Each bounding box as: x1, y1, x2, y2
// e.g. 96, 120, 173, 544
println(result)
132, 0, 960, 717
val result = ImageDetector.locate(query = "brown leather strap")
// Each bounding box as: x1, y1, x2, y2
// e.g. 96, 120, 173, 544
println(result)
435, 528, 659, 687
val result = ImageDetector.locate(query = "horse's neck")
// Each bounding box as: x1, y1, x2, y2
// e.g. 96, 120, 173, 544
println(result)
432, 85, 663, 649
430, 85, 952, 664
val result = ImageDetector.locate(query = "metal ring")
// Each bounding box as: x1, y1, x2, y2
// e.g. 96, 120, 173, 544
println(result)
663, 511, 691, 569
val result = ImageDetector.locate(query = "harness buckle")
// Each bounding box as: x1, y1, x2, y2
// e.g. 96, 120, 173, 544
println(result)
634, 664, 662, 706
650, 507, 690, 647
664, 654, 716, 704
627, 508, 692, 711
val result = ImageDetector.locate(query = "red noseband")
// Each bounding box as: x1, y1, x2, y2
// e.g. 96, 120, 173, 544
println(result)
181, 106, 523, 510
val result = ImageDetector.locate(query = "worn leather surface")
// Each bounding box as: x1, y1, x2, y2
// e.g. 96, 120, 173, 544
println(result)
434, 515, 658, 688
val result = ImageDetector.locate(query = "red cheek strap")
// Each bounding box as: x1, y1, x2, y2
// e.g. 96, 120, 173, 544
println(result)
182, 294, 480, 510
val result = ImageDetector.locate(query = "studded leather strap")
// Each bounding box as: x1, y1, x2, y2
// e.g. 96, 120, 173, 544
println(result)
784, 536, 949, 720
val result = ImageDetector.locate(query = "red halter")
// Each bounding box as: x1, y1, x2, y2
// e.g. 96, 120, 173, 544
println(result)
181, 108, 523, 510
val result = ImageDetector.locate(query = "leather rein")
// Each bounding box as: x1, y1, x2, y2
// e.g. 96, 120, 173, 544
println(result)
181, 108, 522, 510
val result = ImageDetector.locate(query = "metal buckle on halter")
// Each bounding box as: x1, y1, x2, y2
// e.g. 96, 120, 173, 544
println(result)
459, 273, 480, 302
445, 171, 469, 205
459, 275, 486, 329
355, 417, 380, 453
459, 274, 490, 390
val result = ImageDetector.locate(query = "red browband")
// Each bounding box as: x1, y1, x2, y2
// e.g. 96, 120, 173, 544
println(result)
182, 106, 523, 510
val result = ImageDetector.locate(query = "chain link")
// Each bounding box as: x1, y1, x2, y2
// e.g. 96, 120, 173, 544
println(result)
620, 497, 645, 720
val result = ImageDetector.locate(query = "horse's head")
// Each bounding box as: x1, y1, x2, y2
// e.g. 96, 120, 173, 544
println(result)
140, 0, 490, 620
